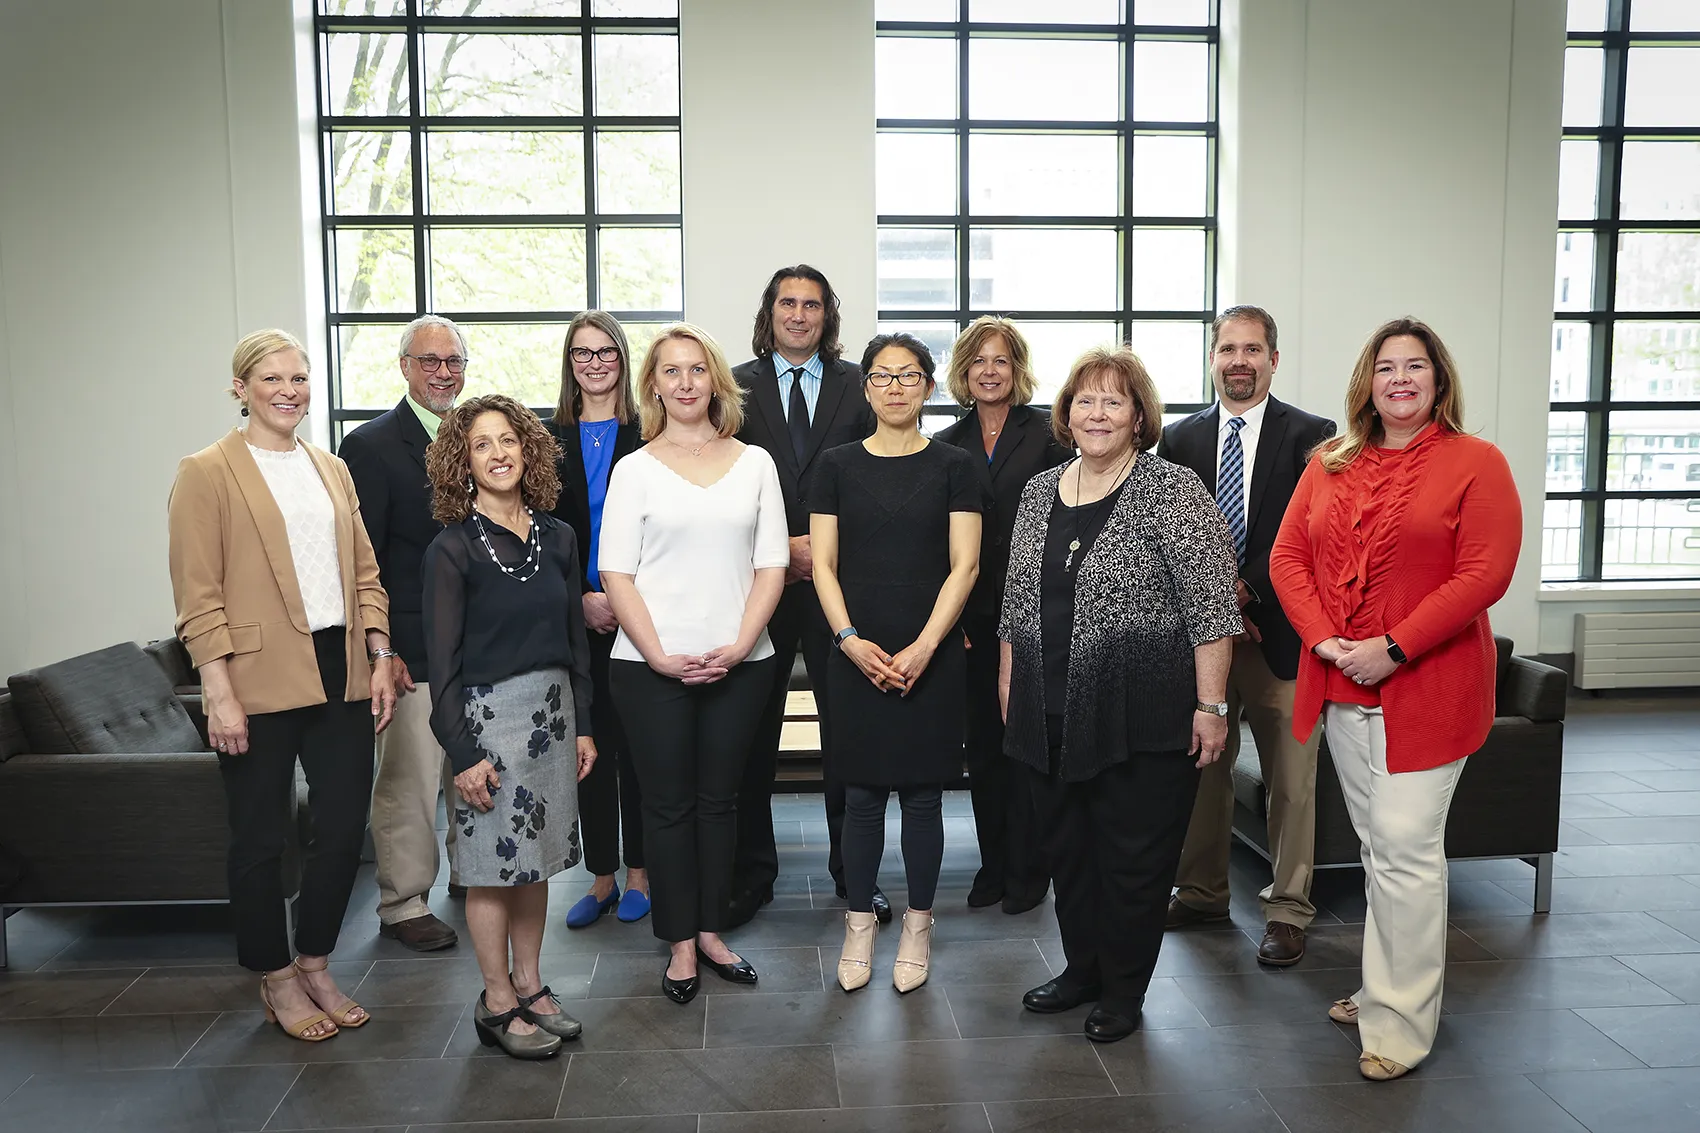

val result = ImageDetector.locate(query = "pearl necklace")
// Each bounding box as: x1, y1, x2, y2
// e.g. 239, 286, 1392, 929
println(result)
472, 506, 541, 582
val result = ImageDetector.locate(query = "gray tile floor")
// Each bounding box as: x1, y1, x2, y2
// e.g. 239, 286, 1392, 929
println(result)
4, 695, 1700, 1131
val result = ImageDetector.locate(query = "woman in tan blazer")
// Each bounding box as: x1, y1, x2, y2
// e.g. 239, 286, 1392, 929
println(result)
168, 329, 398, 1044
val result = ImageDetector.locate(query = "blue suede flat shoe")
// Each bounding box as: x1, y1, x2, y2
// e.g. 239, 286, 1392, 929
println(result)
565, 885, 620, 929
616, 887, 651, 923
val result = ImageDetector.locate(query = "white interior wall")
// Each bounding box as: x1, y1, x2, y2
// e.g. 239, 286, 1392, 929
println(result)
1220, 0, 1569, 654
0, 0, 313, 675
678, 0, 876, 361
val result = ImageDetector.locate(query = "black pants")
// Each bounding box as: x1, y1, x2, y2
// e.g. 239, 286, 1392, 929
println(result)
577, 630, 644, 876
963, 611, 1046, 900
1030, 748, 1201, 1014
220, 628, 374, 973
842, 783, 944, 914
612, 657, 775, 943
735, 581, 847, 892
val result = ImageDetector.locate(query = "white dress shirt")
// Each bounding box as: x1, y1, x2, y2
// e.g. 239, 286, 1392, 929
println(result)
1214, 395, 1269, 534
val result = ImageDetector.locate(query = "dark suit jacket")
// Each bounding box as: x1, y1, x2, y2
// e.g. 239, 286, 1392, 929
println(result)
546, 416, 643, 593
935, 404, 1071, 618
1155, 394, 1336, 681
733, 355, 875, 537
339, 399, 442, 682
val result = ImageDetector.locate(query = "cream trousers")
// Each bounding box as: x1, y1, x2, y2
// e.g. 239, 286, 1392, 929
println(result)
1325, 702, 1466, 1069
370, 683, 456, 923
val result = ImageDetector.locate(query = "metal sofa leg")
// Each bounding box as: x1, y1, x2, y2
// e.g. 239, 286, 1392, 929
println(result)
1534, 852, 1554, 914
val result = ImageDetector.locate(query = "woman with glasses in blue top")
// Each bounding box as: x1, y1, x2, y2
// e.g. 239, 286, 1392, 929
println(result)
811, 332, 986, 994
548, 311, 650, 928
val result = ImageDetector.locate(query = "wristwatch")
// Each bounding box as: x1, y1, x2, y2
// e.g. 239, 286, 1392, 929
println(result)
1384, 634, 1408, 664
833, 626, 859, 650
1195, 700, 1229, 717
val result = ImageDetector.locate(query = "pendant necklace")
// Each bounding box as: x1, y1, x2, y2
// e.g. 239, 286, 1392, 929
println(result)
663, 432, 710, 458
1064, 451, 1134, 572
473, 506, 541, 582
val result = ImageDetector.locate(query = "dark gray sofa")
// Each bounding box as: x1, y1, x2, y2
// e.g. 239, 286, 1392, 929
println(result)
0, 641, 304, 967
1230, 636, 1567, 913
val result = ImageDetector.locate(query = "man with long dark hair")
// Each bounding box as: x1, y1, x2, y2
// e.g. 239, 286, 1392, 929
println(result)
726, 265, 881, 928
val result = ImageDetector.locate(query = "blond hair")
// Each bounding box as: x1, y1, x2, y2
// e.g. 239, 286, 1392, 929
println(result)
1316, 317, 1466, 472
635, 323, 746, 441
230, 329, 308, 400
945, 316, 1038, 408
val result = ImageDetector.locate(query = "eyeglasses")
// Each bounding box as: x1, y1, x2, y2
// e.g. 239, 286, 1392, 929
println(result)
569, 346, 622, 364
866, 371, 927, 388
405, 354, 469, 374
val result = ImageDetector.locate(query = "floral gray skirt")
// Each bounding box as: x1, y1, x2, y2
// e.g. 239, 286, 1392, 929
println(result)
450, 666, 582, 886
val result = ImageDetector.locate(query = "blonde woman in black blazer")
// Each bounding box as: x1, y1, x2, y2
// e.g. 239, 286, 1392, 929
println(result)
935, 317, 1069, 914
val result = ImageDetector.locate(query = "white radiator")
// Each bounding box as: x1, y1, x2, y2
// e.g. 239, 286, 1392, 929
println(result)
1573, 611, 1700, 689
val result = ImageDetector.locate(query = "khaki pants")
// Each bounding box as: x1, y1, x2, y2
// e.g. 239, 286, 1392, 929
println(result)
370, 683, 456, 924
1327, 703, 1467, 1069
1173, 638, 1319, 926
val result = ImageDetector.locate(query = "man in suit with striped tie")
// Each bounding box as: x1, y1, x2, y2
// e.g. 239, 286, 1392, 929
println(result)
1154, 306, 1336, 966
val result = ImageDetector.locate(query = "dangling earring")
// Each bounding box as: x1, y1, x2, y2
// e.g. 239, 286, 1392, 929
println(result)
240, 404, 249, 417
465, 474, 475, 497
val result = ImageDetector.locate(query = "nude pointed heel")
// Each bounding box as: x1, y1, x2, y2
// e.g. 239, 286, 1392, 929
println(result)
893, 909, 933, 994
838, 911, 878, 992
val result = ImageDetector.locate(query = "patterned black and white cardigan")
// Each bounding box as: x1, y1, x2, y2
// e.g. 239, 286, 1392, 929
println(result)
998, 452, 1242, 782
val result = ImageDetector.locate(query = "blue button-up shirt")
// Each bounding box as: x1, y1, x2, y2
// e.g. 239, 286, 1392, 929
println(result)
774, 353, 823, 425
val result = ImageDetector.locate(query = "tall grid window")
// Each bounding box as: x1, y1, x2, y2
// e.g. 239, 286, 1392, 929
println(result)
873, 0, 1218, 429
314, 0, 681, 442
1549, 0, 1700, 580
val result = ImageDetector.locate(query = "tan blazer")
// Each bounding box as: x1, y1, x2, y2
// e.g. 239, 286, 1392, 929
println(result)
168, 428, 390, 714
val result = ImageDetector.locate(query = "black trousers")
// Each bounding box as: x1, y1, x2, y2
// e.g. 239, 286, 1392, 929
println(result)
577, 629, 644, 875
1030, 748, 1201, 1014
612, 657, 775, 943
963, 611, 1046, 900
220, 628, 375, 973
842, 783, 944, 914
735, 581, 847, 892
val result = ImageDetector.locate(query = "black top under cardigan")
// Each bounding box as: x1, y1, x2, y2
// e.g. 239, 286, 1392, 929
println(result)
999, 453, 1243, 782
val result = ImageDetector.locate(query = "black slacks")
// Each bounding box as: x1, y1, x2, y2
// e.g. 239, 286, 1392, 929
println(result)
963, 611, 1046, 900
1030, 747, 1202, 1013
735, 580, 846, 892
842, 783, 944, 914
220, 628, 375, 973
612, 657, 775, 943
577, 629, 644, 875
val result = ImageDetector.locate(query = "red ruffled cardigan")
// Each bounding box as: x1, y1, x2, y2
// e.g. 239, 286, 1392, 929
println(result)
1268, 424, 1522, 773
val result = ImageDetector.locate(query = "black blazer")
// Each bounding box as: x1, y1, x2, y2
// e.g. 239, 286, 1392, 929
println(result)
339, 399, 443, 681
546, 416, 643, 593
733, 355, 875, 536
1155, 394, 1336, 681
935, 404, 1071, 618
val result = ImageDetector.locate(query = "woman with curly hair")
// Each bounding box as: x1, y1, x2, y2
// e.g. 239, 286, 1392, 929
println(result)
422, 394, 599, 1060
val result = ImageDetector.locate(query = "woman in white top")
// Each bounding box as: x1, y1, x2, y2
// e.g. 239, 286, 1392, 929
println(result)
600, 323, 789, 1004
167, 330, 398, 1044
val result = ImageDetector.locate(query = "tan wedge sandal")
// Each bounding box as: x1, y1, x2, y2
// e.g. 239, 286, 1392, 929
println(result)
294, 957, 370, 1028
260, 968, 337, 1042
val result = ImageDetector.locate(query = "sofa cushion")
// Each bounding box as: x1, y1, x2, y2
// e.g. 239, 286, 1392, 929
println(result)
0, 692, 27, 762
7, 643, 204, 755
1493, 634, 1514, 696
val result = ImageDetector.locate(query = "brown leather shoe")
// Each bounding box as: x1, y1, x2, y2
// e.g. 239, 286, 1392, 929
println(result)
1164, 896, 1230, 930
379, 912, 459, 952
1257, 921, 1305, 966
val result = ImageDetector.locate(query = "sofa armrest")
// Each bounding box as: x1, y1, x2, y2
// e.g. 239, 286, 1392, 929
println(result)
1499, 655, 1567, 724
178, 694, 211, 748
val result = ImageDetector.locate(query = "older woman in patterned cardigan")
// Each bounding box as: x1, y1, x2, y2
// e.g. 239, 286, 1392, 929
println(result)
997, 346, 1242, 1044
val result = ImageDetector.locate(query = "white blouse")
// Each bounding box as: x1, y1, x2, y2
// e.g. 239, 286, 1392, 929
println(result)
599, 444, 790, 662
248, 442, 345, 632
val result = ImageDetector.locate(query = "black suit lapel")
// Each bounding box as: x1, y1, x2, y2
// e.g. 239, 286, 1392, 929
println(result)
396, 398, 432, 475
557, 419, 591, 524
801, 360, 857, 474
1246, 397, 1288, 532
750, 359, 798, 477
988, 405, 1032, 484
1186, 405, 1222, 495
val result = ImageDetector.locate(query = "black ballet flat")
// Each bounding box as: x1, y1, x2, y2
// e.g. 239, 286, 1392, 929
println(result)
661, 965, 700, 1004
696, 946, 759, 985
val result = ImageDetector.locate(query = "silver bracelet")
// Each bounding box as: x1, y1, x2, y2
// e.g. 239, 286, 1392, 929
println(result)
369, 647, 400, 661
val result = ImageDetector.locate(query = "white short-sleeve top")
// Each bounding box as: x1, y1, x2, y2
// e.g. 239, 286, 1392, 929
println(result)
598, 443, 791, 662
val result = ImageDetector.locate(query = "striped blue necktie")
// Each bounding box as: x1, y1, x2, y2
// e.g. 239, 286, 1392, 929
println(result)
1218, 416, 1247, 566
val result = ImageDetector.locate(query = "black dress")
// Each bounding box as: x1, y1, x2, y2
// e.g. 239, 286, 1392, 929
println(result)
810, 440, 987, 786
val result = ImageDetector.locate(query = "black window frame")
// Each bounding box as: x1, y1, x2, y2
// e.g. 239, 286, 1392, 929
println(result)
312, 1, 683, 442
875, 0, 1220, 424
1551, 0, 1700, 581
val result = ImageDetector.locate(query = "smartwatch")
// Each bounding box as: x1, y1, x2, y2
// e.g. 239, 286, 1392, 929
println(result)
833, 626, 859, 650
1195, 700, 1229, 717
1384, 634, 1408, 664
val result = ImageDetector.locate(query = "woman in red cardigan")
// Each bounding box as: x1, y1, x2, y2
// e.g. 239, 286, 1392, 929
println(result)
1269, 317, 1520, 1082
